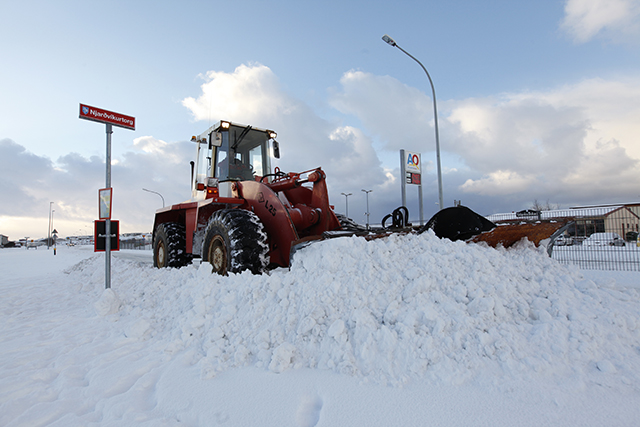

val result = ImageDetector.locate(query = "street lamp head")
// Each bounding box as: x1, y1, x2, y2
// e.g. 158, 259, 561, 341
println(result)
382, 34, 397, 47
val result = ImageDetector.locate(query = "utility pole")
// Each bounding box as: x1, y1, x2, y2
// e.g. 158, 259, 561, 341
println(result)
47, 202, 53, 249
382, 34, 444, 210
341, 192, 352, 218
362, 189, 372, 230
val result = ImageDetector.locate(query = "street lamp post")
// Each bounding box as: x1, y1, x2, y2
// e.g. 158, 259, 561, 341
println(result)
382, 34, 444, 210
47, 202, 53, 249
362, 189, 372, 230
50, 209, 57, 255
142, 188, 165, 208
341, 192, 352, 218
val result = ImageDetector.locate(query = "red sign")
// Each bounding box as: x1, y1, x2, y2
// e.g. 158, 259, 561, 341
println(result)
79, 104, 135, 130
405, 172, 421, 185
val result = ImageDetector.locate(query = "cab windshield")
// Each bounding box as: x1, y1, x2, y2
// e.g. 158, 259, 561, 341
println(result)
215, 125, 269, 181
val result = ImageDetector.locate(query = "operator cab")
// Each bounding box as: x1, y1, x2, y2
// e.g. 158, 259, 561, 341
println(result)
190, 121, 279, 199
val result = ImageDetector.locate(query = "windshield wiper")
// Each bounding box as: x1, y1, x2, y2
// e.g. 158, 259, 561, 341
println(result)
232, 125, 252, 151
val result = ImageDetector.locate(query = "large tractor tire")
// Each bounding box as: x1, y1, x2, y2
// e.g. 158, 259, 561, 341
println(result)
153, 222, 191, 268
202, 209, 268, 275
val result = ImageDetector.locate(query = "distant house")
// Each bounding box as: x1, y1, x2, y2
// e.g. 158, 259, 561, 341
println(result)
0, 234, 8, 247
604, 206, 640, 239
487, 203, 640, 240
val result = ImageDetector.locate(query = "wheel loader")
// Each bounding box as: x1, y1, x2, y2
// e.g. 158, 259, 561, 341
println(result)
152, 120, 566, 275
152, 120, 345, 275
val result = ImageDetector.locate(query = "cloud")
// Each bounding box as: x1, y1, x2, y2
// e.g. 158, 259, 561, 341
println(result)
133, 135, 168, 154
181, 65, 640, 219
561, 0, 640, 43
0, 137, 194, 239
181, 64, 398, 221
461, 170, 535, 196
182, 64, 297, 125
1, 65, 402, 239
0, 139, 52, 216
4, 65, 640, 239
329, 70, 433, 153
446, 78, 640, 204
329, 71, 640, 213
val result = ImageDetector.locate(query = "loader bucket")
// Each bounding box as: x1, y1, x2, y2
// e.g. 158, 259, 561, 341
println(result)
418, 205, 567, 250
418, 206, 496, 241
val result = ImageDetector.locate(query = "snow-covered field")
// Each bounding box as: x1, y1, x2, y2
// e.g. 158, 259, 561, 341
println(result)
1, 233, 640, 426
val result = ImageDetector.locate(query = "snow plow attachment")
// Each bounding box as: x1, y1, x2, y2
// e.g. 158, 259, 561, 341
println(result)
417, 206, 496, 241
418, 206, 568, 249
469, 221, 568, 248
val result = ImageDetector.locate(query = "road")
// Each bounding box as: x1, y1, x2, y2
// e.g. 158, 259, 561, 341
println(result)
112, 249, 153, 266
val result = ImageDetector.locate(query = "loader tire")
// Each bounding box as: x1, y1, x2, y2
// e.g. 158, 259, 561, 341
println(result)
202, 209, 268, 275
154, 222, 191, 268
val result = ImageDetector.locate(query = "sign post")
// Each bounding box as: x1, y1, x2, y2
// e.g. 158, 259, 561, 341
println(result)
80, 104, 135, 289
400, 149, 424, 225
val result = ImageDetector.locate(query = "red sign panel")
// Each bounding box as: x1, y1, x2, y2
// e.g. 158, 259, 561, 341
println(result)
79, 104, 135, 130
405, 172, 422, 185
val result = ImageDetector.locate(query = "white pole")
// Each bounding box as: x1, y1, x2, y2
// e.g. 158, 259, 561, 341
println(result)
383, 34, 444, 210
341, 192, 352, 218
362, 189, 372, 230
400, 150, 406, 208
419, 184, 424, 225
105, 124, 112, 289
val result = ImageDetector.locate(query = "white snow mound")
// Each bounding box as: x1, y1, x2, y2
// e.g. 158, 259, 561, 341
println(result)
94, 288, 121, 316
71, 231, 640, 388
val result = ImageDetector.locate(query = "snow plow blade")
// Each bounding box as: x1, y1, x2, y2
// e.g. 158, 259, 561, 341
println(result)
469, 221, 568, 248
418, 205, 568, 249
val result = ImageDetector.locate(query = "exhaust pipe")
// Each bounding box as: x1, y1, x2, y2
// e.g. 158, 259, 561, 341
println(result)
190, 161, 195, 190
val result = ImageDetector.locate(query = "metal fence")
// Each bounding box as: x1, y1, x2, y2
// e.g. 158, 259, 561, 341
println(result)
487, 205, 640, 271
119, 237, 152, 250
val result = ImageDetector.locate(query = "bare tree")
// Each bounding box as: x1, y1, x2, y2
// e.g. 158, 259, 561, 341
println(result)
531, 199, 560, 211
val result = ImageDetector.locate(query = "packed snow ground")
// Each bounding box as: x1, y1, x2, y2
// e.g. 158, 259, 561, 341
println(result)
1, 232, 640, 426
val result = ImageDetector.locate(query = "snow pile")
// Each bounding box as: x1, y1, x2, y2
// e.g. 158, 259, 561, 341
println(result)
94, 289, 122, 316
69, 231, 640, 389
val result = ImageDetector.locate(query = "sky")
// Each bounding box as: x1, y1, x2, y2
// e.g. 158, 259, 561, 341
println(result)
1, 0, 640, 239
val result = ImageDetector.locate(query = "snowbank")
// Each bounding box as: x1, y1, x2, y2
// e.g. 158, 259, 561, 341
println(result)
69, 232, 640, 388
2, 232, 640, 426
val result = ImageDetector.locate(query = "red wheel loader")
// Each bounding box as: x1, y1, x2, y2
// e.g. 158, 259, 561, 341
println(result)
152, 121, 342, 275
